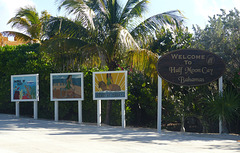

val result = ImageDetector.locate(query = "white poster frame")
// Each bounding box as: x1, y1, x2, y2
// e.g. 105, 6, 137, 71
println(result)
93, 71, 127, 128
11, 74, 39, 102
93, 71, 128, 100
50, 72, 84, 101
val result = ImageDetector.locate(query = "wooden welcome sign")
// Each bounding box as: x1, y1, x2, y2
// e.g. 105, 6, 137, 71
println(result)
157, 49, 226, 86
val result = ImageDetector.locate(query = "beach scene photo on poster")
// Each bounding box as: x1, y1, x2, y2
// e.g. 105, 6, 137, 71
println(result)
12, 76, 37, 100
94, 72, 126, 99
52, 74, 82, 99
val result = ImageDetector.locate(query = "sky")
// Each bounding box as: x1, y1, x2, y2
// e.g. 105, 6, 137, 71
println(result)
1, 0, 240, 35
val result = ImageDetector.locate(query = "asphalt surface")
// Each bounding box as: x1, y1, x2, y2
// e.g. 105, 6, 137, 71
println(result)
0, 113, 239, 153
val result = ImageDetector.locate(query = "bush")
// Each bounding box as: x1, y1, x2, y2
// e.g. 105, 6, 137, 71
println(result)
0, 44, 54, 118
126, 71, 158, 127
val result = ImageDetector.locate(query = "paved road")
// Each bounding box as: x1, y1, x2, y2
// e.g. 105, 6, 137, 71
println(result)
0, 114, 239, 153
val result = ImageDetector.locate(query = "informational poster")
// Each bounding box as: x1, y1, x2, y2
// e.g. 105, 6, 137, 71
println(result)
50, 73, 84, 101
11, 74, 39, 102
93, 71, 127, 100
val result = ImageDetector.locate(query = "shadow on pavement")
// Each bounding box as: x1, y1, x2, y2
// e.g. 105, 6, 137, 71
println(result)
0, 113, 239, 152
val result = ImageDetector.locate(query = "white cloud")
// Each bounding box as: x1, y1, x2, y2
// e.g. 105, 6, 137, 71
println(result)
1, 0, 35, 17
194, 0, 239, 18
194, 0, 221, 20
192, 0, 237, 28
0, 0, 35, 32
233, 0, 240, 9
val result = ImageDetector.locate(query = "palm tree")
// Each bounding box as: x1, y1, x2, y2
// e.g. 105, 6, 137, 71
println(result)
1, 6, 50, 43
205, 90, 239, 133
43, 0, 185, 124
44, 0, 184, 69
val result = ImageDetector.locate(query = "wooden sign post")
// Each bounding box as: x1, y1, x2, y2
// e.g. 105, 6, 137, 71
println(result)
157, 49, 226, 133
50, 73, 84, 123
93, 71, 128, 128
11, 74, 39, 119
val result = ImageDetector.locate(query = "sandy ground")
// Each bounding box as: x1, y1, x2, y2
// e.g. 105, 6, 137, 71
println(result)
0, 113, 239, 153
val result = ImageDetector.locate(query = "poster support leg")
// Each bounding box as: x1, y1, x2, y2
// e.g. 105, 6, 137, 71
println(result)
121, 99, 126, 128
97, 100, 101, 127
219, 76, 223, 134
78, 100, 82, 124
34, 101, 38, 119
55, 101, 58, 122
158, 76, 162, 133
16, 101, 20, 118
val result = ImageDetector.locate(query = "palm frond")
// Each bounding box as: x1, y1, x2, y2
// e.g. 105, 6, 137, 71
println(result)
126, 49, 158, 81
57, 0, 95, 30
120, 0, 148, 27
102, 24, 140, 61
40, 10, 51, 23
205, 90, 240, 121
114, 25, 140, 51
7, 17, 30, 31
44, 17, 90, 40
7, 6, 43, 41
41, 36, 101, 69
19, 7, 40, 25
8, 6, 40, 28
121, 0, 141, 17
130, 10, 185, 45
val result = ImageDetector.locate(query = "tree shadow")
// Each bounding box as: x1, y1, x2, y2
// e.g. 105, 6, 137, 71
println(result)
0, 113, 239, 152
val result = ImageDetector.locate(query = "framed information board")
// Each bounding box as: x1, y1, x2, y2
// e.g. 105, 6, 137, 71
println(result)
50, 73, 84, 101
11, 74, 39, 102
93, 71, 127, 100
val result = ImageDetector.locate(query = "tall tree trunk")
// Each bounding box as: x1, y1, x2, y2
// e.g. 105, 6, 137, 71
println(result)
104, 60, 117, 125
104, 100, 112, 124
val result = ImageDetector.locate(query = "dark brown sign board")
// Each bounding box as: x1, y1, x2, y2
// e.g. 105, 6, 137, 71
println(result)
157, 49, 226, 86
